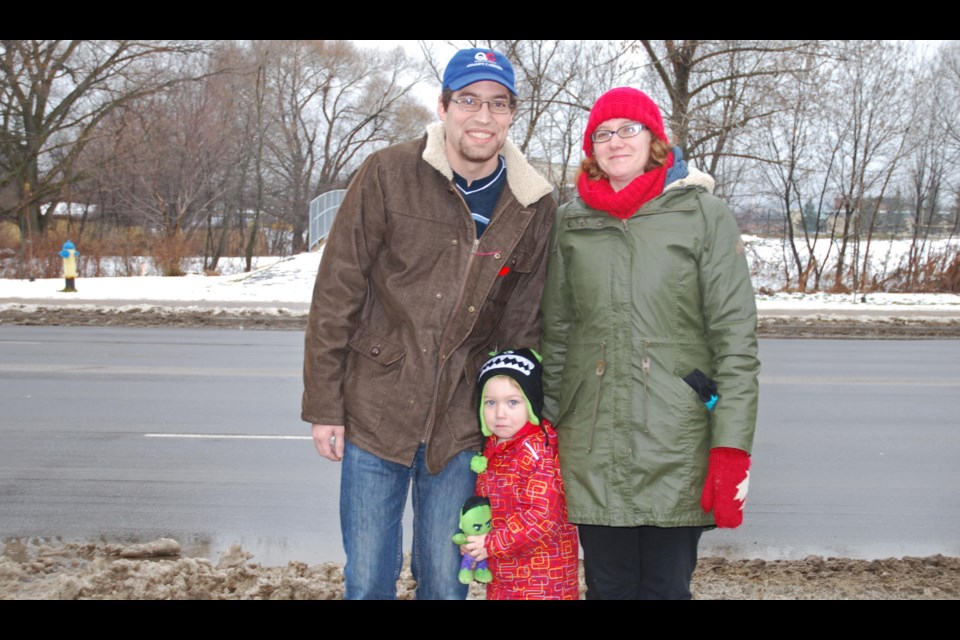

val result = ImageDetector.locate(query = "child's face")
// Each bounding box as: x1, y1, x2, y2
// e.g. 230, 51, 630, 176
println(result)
482, 376, 529, 442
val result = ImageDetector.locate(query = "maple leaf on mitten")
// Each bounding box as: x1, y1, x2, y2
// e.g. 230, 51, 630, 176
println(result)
700, 447, 751, 528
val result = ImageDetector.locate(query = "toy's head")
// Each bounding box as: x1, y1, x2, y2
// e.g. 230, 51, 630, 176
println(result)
63, 240, 75, 250
459, 495, 492, 536
476, 348, 543, 436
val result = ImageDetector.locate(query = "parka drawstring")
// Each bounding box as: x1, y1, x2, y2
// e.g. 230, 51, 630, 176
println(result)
641, 340, 651, 433
587, 338, 607, 453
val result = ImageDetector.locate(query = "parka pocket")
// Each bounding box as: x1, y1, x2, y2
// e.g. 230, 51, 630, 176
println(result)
343, 326, 406, 431
657, 373, 711, 439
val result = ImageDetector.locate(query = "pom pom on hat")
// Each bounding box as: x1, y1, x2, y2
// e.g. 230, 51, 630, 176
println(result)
583, 87, 667, 157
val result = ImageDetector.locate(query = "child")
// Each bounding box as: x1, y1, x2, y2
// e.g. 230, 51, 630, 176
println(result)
461, 348, 580, 600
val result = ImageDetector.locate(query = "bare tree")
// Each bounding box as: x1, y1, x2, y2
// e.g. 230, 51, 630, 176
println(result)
755, 48, 840, 291
92, 83, 241, 274
933, 41, 960, 240
256, 40, 433, 253
822, 40, 913, 292
896, 42, 960, 290
0, 40, 201, 242
636, 40, 821, 197
501, 39, 643, 203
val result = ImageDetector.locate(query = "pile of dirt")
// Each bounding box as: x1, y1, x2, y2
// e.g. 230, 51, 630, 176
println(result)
2, 538, 957, 600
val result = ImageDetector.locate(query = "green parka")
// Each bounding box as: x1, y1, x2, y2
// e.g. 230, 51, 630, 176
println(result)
540, 165, 760, 528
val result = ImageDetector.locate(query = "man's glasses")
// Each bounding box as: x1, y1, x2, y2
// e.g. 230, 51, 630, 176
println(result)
591, 123, 646, 144
451, 96, 513, 115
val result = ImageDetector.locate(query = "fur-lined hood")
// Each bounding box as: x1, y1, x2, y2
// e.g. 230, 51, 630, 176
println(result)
421, 122, 554, 207
663, 146, 716, 194
665, 165, 716, 194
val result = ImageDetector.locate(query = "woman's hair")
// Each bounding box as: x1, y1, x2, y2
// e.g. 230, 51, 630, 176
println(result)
579, 136, 672, 182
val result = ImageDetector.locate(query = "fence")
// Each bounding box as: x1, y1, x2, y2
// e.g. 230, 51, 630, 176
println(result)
308, 189, 347, 251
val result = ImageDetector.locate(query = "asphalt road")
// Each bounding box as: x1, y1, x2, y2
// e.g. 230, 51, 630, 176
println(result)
1, 325, 958, 566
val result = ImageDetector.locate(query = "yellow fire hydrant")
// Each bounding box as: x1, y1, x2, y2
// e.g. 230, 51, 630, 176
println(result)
59, 240, 79, 292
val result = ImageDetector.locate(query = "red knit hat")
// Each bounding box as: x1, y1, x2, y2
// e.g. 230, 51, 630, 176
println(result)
583, 87, 667, 157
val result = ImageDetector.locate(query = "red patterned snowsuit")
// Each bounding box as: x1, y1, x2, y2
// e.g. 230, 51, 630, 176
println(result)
475, 419, 580, 599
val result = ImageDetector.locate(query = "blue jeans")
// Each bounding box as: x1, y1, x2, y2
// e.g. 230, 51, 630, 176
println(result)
340, 440, 476, 600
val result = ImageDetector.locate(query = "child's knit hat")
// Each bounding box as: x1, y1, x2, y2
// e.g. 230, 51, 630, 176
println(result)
477, 348, 543, 436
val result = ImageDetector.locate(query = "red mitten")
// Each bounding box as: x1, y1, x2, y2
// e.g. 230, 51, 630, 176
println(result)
700, 447, 751, 528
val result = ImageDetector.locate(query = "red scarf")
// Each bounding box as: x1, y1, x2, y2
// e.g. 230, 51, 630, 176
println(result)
577, 151, 674, 219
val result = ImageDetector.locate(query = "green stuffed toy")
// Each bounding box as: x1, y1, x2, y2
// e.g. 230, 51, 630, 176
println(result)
451, 495, 493, 584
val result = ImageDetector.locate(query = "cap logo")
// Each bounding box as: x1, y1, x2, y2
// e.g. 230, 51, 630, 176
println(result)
478, 352, 535, 378
466, 51, 504, 73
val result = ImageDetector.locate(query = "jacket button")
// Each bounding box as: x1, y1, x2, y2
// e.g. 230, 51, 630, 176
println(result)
494, 253, 501, 259
468, 305, 476, 313
452, 239, 458, 245
436, 292, 442, 299
371, 346, 381, 357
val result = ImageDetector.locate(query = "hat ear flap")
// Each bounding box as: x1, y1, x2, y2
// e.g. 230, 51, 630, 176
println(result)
525, 397, 540, 426
480, 416, 492, 437
478, 381, 492, 436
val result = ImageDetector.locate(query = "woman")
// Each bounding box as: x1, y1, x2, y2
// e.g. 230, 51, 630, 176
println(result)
540, 87, 760, 600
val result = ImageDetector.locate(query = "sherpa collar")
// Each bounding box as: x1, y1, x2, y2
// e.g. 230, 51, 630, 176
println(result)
421, 122, 554, 207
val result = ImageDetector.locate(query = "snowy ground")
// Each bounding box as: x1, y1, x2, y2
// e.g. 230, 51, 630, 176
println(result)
2, 245, 958, 324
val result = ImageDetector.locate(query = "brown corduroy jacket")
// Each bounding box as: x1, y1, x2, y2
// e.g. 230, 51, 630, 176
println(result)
302, 122, 557, 473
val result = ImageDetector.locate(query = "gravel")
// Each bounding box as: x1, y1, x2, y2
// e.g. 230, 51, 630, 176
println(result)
3, 538, 958, 600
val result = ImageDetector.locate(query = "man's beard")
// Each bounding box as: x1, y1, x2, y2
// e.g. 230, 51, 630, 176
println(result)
456, 139, 502, 165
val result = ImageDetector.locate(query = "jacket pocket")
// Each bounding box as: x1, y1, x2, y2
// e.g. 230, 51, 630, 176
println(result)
487, 248, 535, 306
343, 326, 406, 431
507, 248, 536, 274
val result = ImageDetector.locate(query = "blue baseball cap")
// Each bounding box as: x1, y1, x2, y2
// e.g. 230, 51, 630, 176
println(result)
442, 48, 517, 96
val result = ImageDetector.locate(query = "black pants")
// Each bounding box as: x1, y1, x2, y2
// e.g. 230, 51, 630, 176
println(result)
578, 524, 703, 600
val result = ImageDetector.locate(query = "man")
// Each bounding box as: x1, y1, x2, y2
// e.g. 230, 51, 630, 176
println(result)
301, 47, 557, 600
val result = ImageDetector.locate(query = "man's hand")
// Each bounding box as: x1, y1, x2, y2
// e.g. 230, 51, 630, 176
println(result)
312, 424, 345, 461
700, 447, 751, 528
